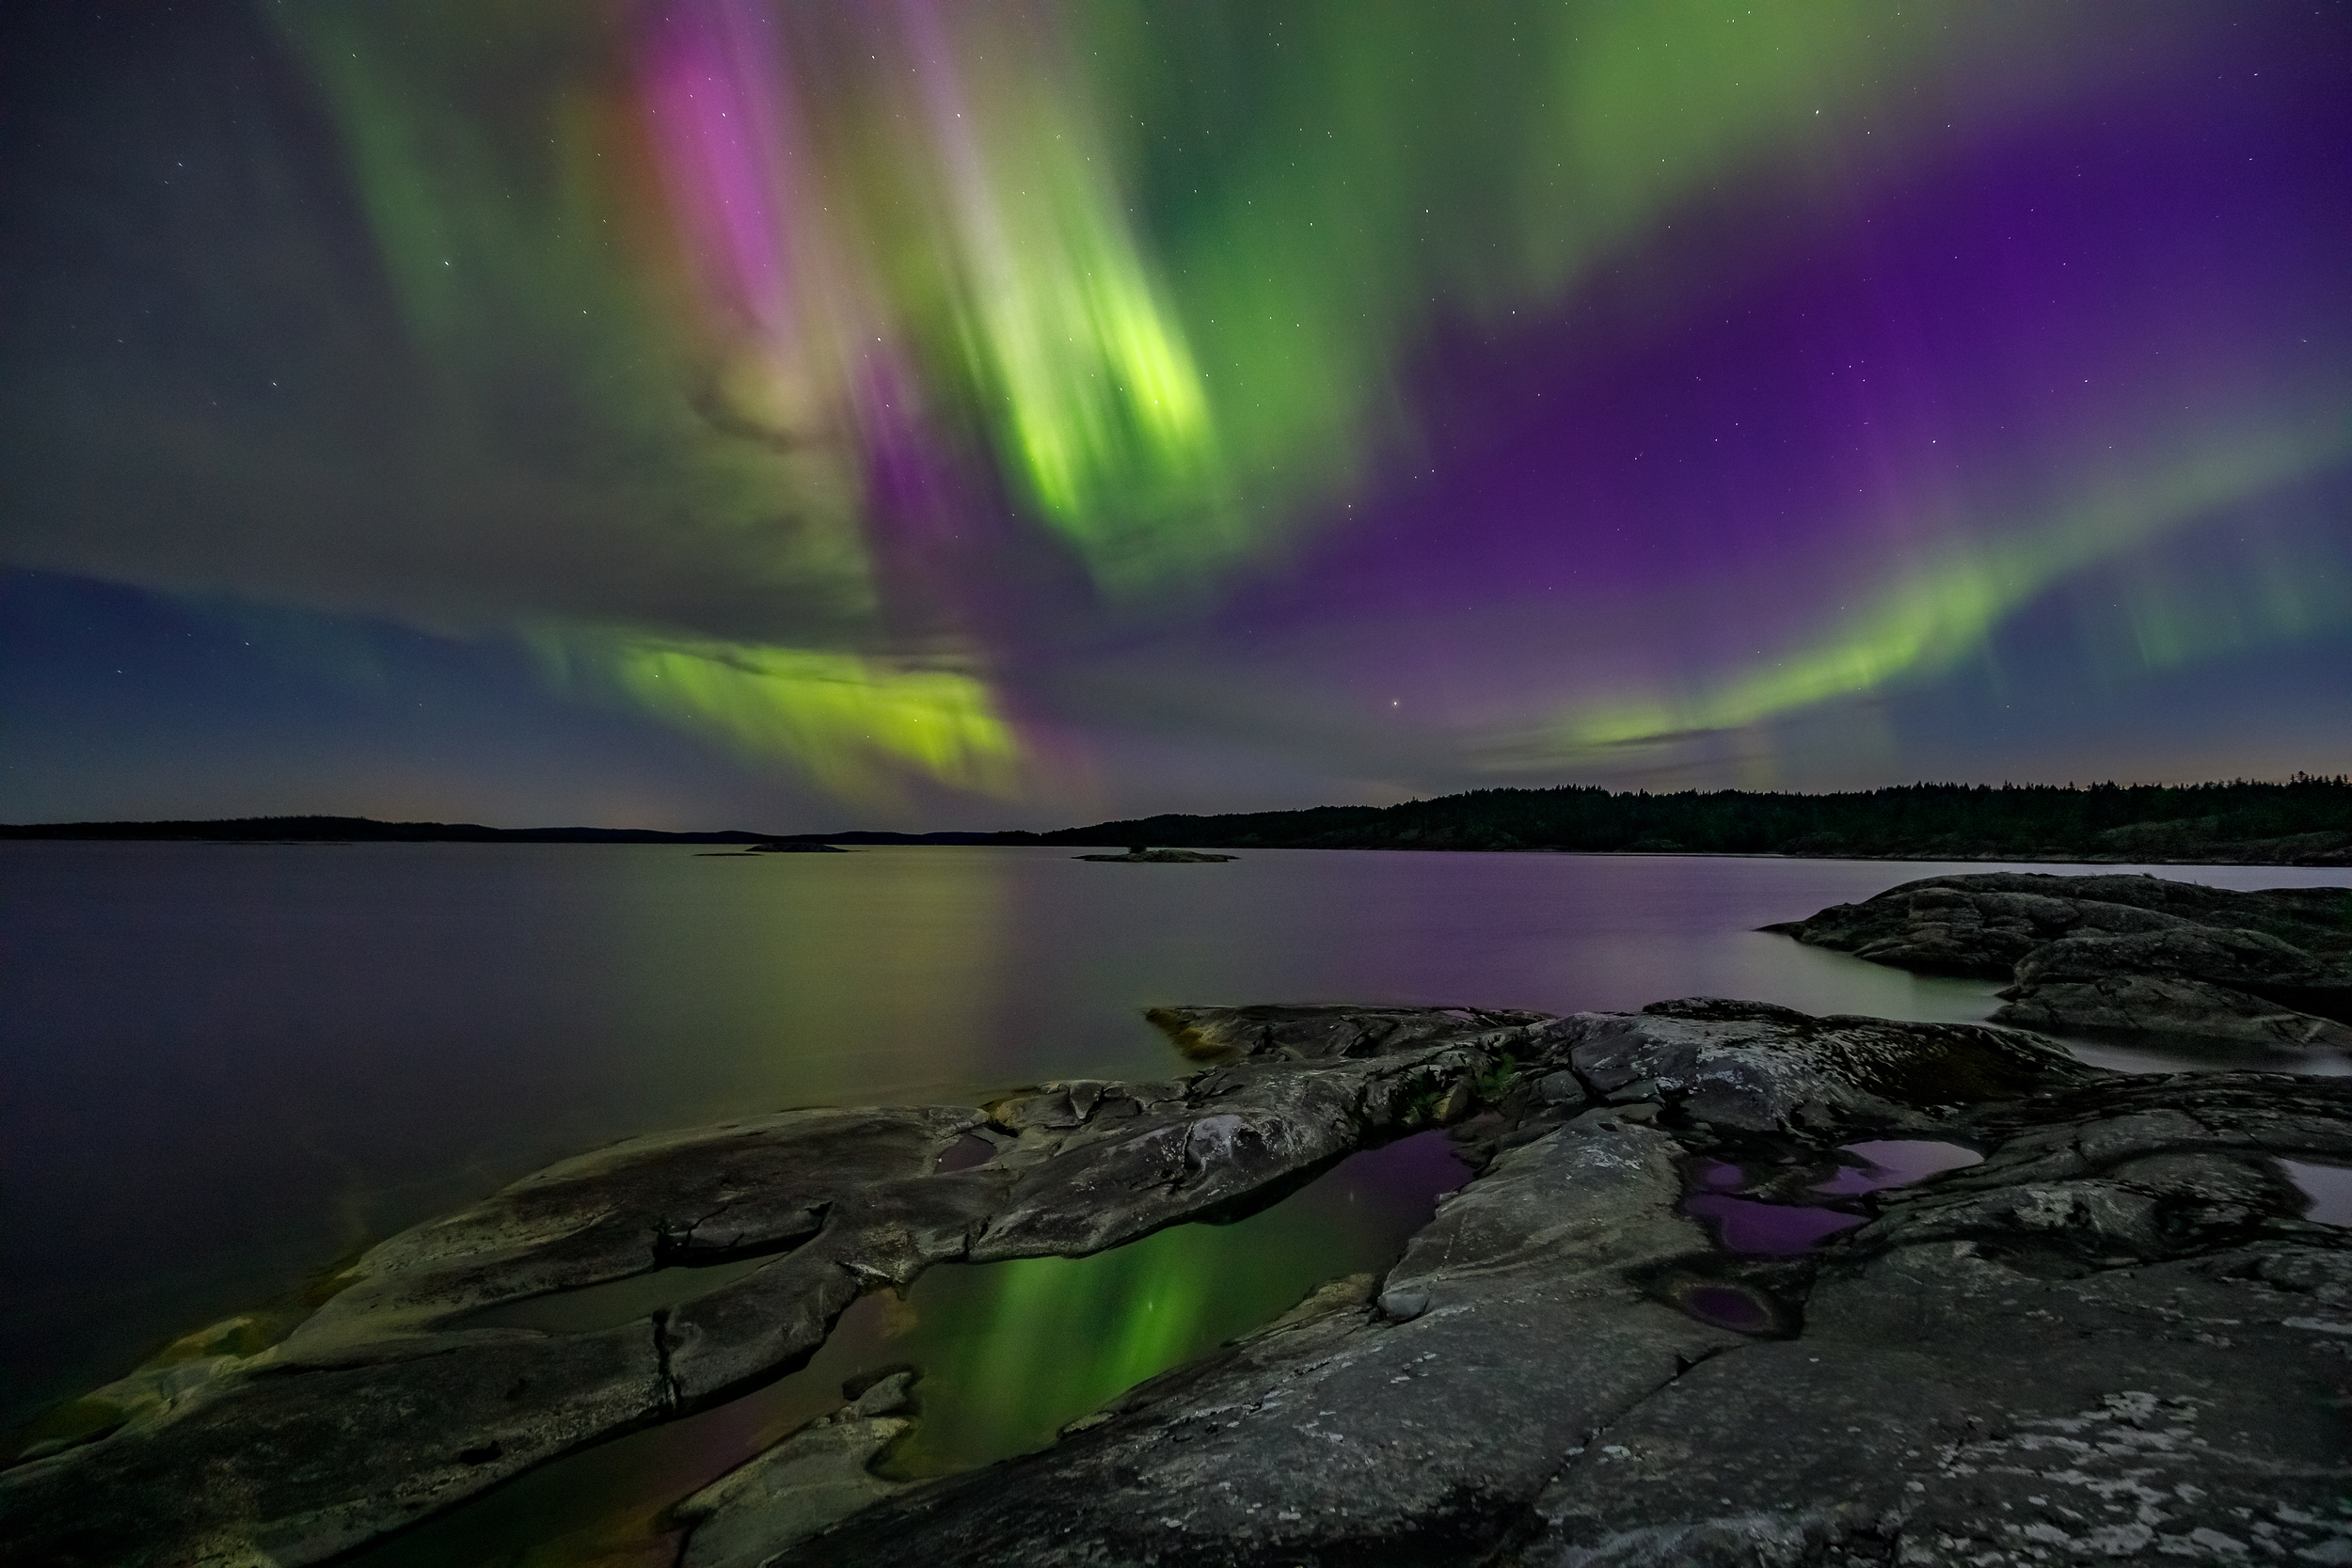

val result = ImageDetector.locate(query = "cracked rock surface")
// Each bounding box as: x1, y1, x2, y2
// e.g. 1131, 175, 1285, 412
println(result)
1520, 1069, 2352, 1567
8, 997, 2348, 1568
800, 1112, 1747, 1567
783, 1006, 2351, 1568
1771, 872, 2352, 1051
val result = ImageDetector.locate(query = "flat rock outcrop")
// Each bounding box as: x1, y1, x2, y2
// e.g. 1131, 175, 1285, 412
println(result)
0, 1006, 1536, 1567
771, 1016, 2352, 1568
1772, 872, 2352, 1051
8, 999, 2348, 1568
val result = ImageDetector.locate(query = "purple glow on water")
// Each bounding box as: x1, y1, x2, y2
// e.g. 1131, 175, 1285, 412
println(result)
1813, 1139, 1982, 1196
1679, 1284, 1773, 1334
1686, 1139, 1979, 1252
934, 1132, 995, 1173
2281, 1161, 2352, 1227
1683, 1194, 1864, 1255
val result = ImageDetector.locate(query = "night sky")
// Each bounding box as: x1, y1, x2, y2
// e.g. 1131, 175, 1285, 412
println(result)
4, 2, 2347, 832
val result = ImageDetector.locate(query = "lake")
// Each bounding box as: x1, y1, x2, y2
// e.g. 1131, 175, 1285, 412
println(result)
6, 844, 2344, 1443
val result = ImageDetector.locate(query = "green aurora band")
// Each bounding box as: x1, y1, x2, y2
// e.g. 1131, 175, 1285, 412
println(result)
9, 3, 2336, 805
251, 2, 2297, 799
1530, 412, 2352, 764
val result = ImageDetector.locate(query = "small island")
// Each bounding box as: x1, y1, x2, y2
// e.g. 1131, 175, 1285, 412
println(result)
1074, 845, 1237, 863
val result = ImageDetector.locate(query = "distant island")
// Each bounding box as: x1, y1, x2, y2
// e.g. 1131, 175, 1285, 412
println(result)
6, 776, 2348, 864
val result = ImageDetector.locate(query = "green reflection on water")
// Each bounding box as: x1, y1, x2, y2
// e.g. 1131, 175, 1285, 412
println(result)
350, 1132, 1466, 1567
605, 847, 1022, 1114
889, 1217, 1280, 1474
877, 1129, 1467, 1474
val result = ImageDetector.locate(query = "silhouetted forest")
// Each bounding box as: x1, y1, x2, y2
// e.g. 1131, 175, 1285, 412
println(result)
1019, 777, 2352, 863
10, 778, 2350, 863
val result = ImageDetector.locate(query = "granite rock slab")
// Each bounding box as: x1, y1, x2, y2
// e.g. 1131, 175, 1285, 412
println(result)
761, 1044, 2352, 1567
11, 998, 2349, 1568
0, 1006, 1542, 1566
1772, 872, 2352, 1050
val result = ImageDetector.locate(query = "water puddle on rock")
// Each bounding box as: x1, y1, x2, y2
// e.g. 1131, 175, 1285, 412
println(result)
348, 1130, 1470, 1568
1680, 1190, 1867, 1253
1819, 1139, 1985, 1193
1664, 1279, 1786, 1335
2055, 1034, 2352, 1079
1681, 1139, 1982, 1256
2280, 1159, 2352, 1227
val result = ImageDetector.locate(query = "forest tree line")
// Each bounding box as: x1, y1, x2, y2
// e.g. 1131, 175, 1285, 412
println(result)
1013, 777, 2352, 862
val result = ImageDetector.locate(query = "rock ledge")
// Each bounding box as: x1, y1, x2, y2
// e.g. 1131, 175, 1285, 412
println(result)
6, 997, 2348, 1568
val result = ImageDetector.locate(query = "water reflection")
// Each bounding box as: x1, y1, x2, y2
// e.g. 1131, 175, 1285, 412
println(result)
1814, 1139, 1983, 1195
1682, 1194, 1865, 1254
2281, 1160, 2352, 1227
1681, 1139, 1983, 1255
607, 844, 1016, 1110
5, 844, 2340, 1421
891, 1130, 1468, 1475
2060, 1033, 2352, 1080
351, 1132, 1468, 1568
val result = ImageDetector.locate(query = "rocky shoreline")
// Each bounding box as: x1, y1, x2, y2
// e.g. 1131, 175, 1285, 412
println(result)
1771, 872, 2352, 1054
8, 986, 2350, 1564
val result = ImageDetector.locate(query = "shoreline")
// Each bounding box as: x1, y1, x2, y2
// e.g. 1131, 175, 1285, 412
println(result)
4, 835, 2346, 871
9, 995, 2346, 1567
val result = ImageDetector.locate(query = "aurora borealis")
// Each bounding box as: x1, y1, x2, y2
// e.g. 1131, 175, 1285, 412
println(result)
3, 2, 2346, 826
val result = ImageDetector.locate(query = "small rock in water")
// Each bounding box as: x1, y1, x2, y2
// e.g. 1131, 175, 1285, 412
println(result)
1074, 846, 1238, 862
848, 1370, 918, 1418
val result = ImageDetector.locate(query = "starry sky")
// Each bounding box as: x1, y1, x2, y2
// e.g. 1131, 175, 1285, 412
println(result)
4, 2, 2347, 831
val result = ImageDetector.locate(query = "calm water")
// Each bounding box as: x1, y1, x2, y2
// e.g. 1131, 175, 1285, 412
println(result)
6, 844, 2345, 1429
357, 1130, 1473, 1568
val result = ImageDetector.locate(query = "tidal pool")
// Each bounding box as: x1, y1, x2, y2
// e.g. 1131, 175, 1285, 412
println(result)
2281, 1159, 2352, 1227
350, 1132, 1470, 1568
1681, 1139, 1984, 1255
